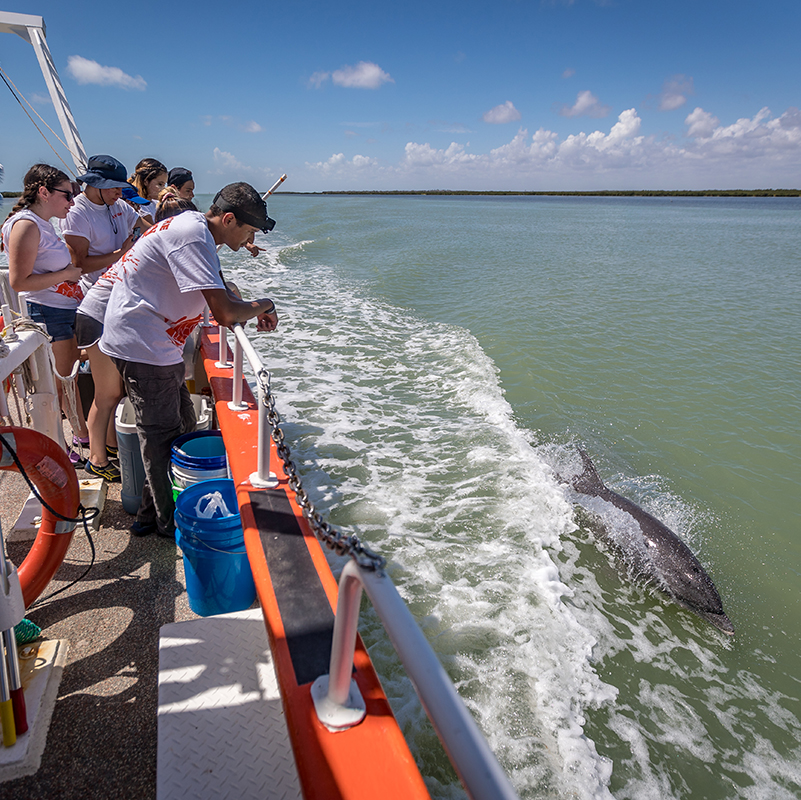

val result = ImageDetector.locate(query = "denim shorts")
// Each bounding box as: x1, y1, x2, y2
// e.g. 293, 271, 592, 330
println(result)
75, 312, 104, 349
28, 302, 77, 342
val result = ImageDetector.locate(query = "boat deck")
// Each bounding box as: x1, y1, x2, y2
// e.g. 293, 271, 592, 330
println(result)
0, 459, 258, 799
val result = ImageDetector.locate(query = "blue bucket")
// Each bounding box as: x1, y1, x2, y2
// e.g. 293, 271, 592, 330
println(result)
171, 430, 227, 471
175, 479, 255, 617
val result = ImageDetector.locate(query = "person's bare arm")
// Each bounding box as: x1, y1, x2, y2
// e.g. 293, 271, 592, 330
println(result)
65, 233, 132, 274
201, 288, 278, 331
8, 220, 81, 291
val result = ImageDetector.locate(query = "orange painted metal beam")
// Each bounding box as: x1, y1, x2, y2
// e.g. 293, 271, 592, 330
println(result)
200, 326, 431, 800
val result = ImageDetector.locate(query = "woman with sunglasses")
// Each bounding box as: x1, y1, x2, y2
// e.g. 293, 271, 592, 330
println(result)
0, 163, 90, 451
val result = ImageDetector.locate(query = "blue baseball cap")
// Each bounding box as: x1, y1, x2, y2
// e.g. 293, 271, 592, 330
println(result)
122, 185, 149, 204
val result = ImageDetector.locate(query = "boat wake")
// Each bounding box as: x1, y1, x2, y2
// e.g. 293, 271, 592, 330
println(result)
223, 244, 620, 799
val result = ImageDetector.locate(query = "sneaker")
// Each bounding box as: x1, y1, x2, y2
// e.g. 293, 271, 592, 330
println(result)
73, 434, 90, 448
69, 451, 86, 468
130, 520, 157, 537
106, 445, 119, 459
85, 461, 121, 482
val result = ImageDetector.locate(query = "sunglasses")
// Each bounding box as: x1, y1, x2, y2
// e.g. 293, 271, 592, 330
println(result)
52, 187, 75, 201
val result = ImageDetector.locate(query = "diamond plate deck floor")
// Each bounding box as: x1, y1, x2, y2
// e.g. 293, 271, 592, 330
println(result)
157, 608, 302, 800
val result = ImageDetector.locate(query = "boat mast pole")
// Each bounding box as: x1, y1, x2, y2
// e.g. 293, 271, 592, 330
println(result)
0, 11, 87, 172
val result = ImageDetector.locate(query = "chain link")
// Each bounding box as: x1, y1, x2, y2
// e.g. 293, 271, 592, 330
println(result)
258, 375, 386, 573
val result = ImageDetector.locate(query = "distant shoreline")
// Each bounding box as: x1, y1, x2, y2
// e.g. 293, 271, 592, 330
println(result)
275, 189, 800, 198
3, 189, 799, 199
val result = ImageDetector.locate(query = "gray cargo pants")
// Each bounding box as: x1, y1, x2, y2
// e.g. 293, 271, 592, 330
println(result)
112, 358, 196, 535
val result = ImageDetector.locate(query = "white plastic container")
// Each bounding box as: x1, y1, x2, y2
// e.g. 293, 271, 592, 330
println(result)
116, 394, 212, 514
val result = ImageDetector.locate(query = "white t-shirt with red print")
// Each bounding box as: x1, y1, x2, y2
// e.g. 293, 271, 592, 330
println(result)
76, 260, 120, 323
61, 193, 140, 293
1, 209, 84, 309
99, 211, 224, 367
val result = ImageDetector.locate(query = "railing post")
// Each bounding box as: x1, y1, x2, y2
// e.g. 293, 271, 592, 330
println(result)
249, 380, 279, 489
311, 560, 366, 731
215, 325, 231, 369
227, 336, 247, 411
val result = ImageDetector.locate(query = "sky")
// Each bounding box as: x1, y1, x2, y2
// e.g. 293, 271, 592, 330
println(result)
1, 0, 800, 193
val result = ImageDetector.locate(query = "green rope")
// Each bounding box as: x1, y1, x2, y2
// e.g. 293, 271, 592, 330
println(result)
14, 618, 41, 645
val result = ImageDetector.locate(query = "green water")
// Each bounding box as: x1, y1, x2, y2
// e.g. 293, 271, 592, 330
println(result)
224, 194, 800, 799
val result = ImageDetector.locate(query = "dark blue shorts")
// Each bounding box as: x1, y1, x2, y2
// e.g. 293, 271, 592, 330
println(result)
28, 302, 77, 342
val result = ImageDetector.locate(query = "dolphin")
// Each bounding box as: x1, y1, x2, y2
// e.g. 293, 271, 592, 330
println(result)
570, 448, 733, 635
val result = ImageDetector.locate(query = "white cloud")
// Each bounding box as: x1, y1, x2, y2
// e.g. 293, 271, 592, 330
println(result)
562, 68, 575, 79
310, 62, 393, 90
242, 121, 263, 133
659, 75, 694, 111
306, 152, 379, 174
66, 55, 146, 90
309, 70, 329, 89
403, 141, 479, 169
558, 90, 610, 118
302, 105, 801, 189
685, 107, 719, 139
30, 92, 52, 105
688, 107, 801, 158
483, 101, 521, 125
212, 148, 249, 173
332, 62, 394, 89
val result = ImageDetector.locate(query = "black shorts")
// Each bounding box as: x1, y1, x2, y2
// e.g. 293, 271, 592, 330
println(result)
75, 312, 104, 349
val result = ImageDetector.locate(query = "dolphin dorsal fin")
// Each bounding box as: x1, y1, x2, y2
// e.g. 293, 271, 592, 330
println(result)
571, 448, 606, 495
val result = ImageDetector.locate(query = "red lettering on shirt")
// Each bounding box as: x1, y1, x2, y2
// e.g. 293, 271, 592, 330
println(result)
165, 314, 202, 348
140, 216, 175, 241
54, 282, 84, 301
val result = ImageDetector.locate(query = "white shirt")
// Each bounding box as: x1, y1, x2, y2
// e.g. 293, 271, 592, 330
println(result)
1, 209, 83, 309
62, 193, 139, 293
76, 261, 119, 323
100, 211, 224, 366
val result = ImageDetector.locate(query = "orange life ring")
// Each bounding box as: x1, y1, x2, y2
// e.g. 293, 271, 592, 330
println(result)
0, 426, 80, 607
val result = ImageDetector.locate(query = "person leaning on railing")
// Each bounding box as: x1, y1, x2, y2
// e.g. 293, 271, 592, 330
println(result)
98, 182, 278, 539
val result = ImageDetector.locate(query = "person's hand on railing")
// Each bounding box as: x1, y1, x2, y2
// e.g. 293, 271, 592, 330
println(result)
254, 306, 278, 332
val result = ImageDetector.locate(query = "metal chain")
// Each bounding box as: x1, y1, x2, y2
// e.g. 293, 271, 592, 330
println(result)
255, 369, 386, 573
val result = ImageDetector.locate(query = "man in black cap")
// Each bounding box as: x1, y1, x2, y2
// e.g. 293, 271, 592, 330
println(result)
100, 182, 278, 538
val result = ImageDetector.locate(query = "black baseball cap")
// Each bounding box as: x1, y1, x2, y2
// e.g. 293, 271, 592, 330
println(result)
213, 188, 276, 233
168, 167, 193, 188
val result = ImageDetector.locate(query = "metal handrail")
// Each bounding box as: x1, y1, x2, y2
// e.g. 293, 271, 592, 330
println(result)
225, 322, 278, 488
317, 561, 520, 800
217, 318, 520, 800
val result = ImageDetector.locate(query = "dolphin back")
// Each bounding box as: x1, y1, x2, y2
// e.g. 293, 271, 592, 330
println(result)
570, 446, 734, 635
571, 448, 607, 497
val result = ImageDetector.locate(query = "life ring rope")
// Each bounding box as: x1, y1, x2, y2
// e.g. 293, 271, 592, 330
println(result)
0, 427, 99, 607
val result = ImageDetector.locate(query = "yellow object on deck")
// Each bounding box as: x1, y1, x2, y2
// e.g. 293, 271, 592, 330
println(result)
0, 698, 14, 747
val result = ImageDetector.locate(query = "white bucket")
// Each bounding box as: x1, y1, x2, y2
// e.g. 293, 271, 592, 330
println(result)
171, 462, 229, 490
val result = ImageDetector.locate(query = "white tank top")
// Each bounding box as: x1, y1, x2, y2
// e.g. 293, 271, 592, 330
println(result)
1, 209, 83, 308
